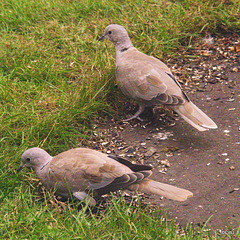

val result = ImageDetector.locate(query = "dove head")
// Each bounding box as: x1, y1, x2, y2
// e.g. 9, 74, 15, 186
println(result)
99, 24, 133, 52
17, 147, 52, 173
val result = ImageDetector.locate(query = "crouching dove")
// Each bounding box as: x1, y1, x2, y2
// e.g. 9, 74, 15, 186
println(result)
98, 24, 217, 131
17, 147, 193, 206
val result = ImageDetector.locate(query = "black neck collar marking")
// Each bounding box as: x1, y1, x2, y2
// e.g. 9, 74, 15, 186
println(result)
40, 161, 50, 170
120, 47, 129, 52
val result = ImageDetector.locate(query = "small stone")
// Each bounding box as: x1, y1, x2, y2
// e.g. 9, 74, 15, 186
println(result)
229, 188, 239, 193
229, 166, 235, 170
223, 130, 230, 133
118, 146, 126, 150
144, 147, 157, 157
153, 132, 173, 140
160, 159, 170, 167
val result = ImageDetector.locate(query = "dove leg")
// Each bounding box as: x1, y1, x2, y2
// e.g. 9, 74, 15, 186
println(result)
73, 191, 96, 206
123, 105, 145, 122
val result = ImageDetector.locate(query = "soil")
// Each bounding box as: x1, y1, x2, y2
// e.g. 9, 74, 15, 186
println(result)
86, 34, 240, 231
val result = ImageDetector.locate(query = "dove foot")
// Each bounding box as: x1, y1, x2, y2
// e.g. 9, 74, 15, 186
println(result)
122, 105, 145, 122
73, 191, 96, 206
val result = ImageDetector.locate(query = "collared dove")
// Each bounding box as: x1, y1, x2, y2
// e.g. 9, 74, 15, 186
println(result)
17, 147, 193, 206
99, 24, 217, 131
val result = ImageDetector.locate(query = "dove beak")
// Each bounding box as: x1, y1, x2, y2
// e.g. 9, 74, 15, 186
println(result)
16, 164, 23, 174
98, 34, 105, 41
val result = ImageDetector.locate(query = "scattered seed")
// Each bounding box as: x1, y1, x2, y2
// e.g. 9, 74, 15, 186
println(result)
158, 168, 167, 174
119, 154, 126, 157
101, 142, 109, 146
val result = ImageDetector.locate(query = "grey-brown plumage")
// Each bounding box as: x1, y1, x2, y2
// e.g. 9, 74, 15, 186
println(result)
99, 24, 217, 131
17, 147, 193, 206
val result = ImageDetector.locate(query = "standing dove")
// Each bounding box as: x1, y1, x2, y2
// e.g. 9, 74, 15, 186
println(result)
99, 24, 217, 131
17, 147, 193, 206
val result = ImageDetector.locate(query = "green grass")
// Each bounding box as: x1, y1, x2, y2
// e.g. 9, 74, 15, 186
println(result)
0, 0, 239, 238
1, 186, 233, 239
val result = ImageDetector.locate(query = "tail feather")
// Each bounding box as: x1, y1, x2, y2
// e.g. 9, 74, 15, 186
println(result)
172, 101, 217, 131
128, 179, 193, 201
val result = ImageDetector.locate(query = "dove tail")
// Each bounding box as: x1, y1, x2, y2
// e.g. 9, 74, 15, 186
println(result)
172, 101, 217, 131
128, 179, 193, 201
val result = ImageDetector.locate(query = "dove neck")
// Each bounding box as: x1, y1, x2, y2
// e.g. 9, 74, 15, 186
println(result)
114, 38, 133, 52
35, 157, 52, 177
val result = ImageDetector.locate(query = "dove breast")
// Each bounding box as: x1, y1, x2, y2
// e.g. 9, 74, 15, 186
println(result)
116, 48, 187, 106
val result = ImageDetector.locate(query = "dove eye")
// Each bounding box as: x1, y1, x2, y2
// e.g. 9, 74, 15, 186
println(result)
26, 158, 31, 162
108, 31, 112, 34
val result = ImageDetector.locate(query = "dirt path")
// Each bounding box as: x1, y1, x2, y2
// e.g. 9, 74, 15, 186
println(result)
108, 75, 239, 230
90, 35, 240, 231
